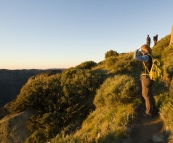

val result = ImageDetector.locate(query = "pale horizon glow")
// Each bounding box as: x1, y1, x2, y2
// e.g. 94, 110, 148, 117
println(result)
0, 1, 173, 69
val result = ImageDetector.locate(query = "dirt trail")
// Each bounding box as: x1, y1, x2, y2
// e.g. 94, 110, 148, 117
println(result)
130, 114, 165, 143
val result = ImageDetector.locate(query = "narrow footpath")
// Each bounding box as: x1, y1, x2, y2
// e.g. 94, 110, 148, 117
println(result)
130, 114, 166, 143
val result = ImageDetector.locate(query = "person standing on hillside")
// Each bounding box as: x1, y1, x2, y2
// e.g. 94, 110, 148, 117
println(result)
133, 44, 157, 118
153, 34, 158, 46
146, 35, 151, 46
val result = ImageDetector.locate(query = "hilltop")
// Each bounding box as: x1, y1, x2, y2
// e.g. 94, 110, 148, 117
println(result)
0, 34, 173, 143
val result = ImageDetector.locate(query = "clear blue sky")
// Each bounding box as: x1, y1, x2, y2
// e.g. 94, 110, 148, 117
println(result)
0, 0, 173, 69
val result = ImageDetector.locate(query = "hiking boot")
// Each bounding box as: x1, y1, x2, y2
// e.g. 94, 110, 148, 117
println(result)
142, 112, 152, 119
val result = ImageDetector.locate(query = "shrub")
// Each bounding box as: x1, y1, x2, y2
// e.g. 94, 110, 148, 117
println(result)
10, 68, 107, 142
105, 57, 118, 69
105, 50, 118, 58
104, 53, 142, 78
94, 74, 140, 108
75, 61, 97, 69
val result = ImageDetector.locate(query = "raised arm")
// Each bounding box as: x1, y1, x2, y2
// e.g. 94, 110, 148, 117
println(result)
133, 49, 149, 62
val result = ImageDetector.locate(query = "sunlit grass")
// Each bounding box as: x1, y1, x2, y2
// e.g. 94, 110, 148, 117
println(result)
51, 103, 138, 143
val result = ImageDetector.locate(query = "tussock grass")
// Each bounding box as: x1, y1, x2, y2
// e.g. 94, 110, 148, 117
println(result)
51, 104, 137, 143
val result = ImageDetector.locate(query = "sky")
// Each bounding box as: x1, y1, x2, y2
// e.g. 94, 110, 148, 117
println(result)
0, 0, 173, 69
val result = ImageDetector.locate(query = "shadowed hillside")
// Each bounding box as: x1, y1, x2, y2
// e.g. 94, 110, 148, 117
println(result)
0, 69, 63, 107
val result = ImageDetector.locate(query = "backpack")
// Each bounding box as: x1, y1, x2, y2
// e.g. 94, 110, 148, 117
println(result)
143, 56, 163, 81
153, 36, 156, 41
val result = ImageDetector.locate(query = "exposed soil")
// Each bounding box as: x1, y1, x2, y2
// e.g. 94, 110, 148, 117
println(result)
131, 114, 165, 143
129, 103, 169, 143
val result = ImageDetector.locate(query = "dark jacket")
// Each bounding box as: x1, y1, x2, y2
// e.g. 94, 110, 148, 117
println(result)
141, 54, 152, 75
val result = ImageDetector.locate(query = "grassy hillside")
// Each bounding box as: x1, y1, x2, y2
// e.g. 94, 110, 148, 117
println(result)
8, 34, 173, 143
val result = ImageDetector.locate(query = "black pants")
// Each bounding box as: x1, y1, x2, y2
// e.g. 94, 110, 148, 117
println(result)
141, 76, 156, 116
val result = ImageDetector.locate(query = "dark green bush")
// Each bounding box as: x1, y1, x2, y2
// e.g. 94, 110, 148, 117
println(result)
75, 61, 97, 69
10, 68, 107, 142
105, 50, 118, 58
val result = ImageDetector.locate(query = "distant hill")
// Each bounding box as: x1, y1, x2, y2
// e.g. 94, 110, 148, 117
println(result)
0, 69, 63, 107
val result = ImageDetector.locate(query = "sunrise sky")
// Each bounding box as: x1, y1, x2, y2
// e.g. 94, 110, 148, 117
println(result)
0, 0, 173, 69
